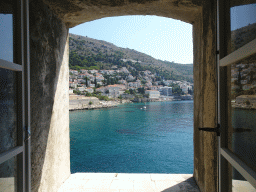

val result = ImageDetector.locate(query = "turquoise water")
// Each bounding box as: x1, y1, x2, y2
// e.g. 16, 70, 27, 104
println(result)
70, 100, 194, 173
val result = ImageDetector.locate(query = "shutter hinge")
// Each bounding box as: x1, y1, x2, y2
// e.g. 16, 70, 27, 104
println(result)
23, 126, 31, 142
198, 124, 220, 136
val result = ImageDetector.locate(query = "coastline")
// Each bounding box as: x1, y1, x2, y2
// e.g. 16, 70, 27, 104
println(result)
69, 95, 193, 111
231, 103, 256, 110
69, 97, 131, 111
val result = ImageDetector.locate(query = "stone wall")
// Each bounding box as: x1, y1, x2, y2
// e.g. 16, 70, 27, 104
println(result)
193, 1, 218, 191
30, 0, 70, 191
42, 0, 202, 27
69, 97, 100, 110
29, 0, 220, 191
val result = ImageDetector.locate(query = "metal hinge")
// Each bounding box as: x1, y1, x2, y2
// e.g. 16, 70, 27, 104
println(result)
23, 126, 31, 142
198, 124, 220, 136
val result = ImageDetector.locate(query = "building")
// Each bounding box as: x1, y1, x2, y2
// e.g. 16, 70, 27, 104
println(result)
76, 87, 86, 92
69, 81, 77, 88
0, 0, 255, 192
159, 86, 173, 96
105, 85, 122, 98
85, 88, 94, 93
89, 69, 98, 74
179, 84, 190, 94
127, 75, 135, 81
145, 90, 160, 99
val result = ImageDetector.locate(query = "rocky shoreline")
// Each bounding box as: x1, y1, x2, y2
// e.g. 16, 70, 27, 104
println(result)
69, 99, 131, 111
69, 95, 193, 111
231, 103, 256, 110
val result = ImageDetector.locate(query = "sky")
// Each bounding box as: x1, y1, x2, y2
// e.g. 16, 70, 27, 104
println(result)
1, 4, 256, 64
69, 16, 193, 64
0, 14, 13, 63
230, 3, 256, 31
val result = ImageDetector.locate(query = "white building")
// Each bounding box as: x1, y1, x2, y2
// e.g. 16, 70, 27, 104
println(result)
159, 86, 173, 96
89, 69, 98, 74
69, 81, 77, 88
145, 90, 160, 99
106, 85, 121, 98
127, 75, 135, 81
76, 87, 86, 92
86, 88, 94, 93
69, 70, 78, 75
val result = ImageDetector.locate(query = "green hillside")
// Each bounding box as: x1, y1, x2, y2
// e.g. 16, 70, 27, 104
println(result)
69, 33, 193, 82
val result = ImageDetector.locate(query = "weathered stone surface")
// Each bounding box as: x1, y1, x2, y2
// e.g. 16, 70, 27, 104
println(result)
41, 0, 202, 27
30, 0, 70, 191
193, 1, 218, 191
58, 173, 201, 192
29, 0, 221, 191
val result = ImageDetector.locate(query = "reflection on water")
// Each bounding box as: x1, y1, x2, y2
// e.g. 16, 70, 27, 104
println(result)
232, 108, 256, 180
230, 3, 256, 184
230, 62, 256, 181
0, 157, 16, 192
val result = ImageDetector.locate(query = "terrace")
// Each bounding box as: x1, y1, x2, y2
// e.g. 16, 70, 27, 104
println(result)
58, 173, 199, 192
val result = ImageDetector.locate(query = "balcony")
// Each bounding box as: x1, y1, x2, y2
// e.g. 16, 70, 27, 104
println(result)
58, 173, 199, 192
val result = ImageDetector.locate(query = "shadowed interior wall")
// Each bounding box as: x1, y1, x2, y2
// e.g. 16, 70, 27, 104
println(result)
29, 0, 219, 191
30, 0, 70, 191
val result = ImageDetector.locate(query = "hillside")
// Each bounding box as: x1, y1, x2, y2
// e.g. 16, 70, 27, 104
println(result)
69, 33, 193, 82
231, 23, 256, 52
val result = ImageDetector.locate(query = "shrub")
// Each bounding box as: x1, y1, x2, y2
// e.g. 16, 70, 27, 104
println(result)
124, 90, 130, 94
118, 95, 123, 99
73, 90, 81, 95
244, 100, 250, 105
98, 95, 110, 101
86, 92, 92, 96
89, 101, 93, 105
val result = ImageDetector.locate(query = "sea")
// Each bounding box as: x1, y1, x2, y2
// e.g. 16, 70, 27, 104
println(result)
70, 100, 194, 174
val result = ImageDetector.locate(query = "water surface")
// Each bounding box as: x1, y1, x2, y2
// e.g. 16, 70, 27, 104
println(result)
70, 100, 194, 173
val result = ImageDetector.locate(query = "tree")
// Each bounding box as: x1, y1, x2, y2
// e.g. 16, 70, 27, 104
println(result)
73, 90, 81, 95
159, 81, 165, 86
86, 92, 92, 96
93, 73, 97, 87
188, 87, 194, 95
141, 80, 147, 85
118, 95, 123, 100
138, 87, 145, 94
170, 83, 183, 95
83, 76, 89, 87
237, 66, 243, 91
124, 90, 130, 94
129, 89, 136, 95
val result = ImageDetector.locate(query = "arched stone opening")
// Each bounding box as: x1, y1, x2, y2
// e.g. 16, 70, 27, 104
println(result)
29, 0, 218, 191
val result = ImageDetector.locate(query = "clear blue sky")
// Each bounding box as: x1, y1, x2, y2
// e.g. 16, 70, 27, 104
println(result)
0, 14, 13, 62
231, 3, 256, 31
69, 16, 193, 64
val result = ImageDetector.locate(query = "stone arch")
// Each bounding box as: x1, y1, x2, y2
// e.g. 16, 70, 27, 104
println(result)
42, 0, 202, 27
30, 0, 218, 191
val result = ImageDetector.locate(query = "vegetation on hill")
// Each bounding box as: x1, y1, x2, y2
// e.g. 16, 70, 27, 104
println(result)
69, 33, 193, 82
231, 23, 256, 52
